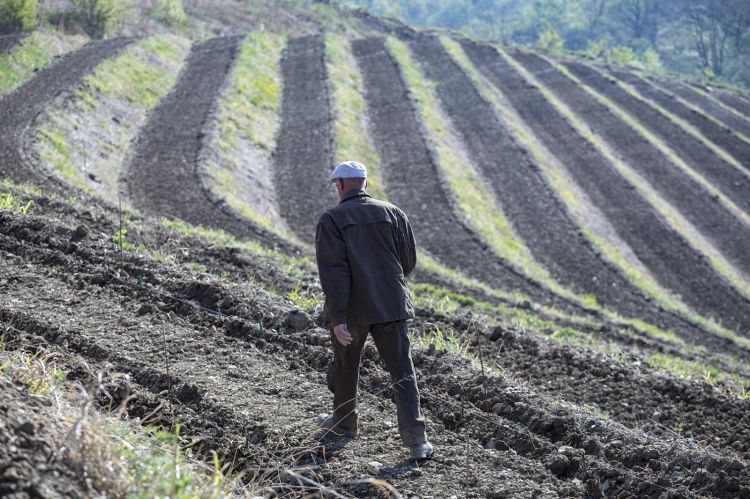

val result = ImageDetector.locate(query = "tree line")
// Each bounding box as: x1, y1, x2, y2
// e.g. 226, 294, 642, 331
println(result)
340, 0, 750, 88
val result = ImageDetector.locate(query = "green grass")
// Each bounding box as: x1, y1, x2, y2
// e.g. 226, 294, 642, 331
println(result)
36, 34, 189, 196
206, 31, 296, 240
160, 218, 314, 278
0, 29, 87, 94
325, 32, 387, 200
0, 338, 236, 497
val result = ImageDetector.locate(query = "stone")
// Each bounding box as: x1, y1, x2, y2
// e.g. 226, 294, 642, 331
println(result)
284, 309, 312, 331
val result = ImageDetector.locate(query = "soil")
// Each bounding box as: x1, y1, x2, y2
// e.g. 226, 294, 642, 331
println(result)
459, 39, 750, 336
656, 79, 750, 139
2, 206, 750, 497
0, 374, 88, 498
565, 61, 750, 218
0, 38, 135, 189
708, 85, 750, 119
0, 32, 28, 53
351, 36, 586, 315
408, 35, 731, 351
610, 69, 750, 171
272, 34, 338, 243
506, 51, 750, 279
121, 36, 297, 254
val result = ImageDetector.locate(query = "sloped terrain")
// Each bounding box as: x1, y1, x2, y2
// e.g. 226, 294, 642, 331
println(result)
461, 40, 750, 335
2, 1, 750, 497
564, 61, 750, 218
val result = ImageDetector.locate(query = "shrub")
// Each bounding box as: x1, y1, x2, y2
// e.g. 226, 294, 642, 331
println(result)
606, 45, 635, 66
0, 0, 37, 33
537, 27, 563, 54
152, 0, 186, 27
71, 0, 121, 38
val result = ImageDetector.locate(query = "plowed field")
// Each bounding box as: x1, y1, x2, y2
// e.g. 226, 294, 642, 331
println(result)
1, 3, 750, 497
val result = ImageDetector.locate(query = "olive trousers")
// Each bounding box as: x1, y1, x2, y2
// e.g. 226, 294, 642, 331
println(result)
327, 320, 427, 446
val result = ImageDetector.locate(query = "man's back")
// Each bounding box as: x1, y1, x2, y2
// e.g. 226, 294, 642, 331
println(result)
316, 189, 416, 326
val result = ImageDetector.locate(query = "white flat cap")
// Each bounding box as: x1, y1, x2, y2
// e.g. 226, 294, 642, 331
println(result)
330, 161, 367, 182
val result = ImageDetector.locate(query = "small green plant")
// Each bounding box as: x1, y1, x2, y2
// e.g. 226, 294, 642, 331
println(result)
538, 27, 564, 54
183, 261, 207, 273
0, 192, 33, 213
151, 0, 186, 26
71, 0, 121, 38
606, 45, 636, 66
0, 0, 37, 32
112, 226, 133, 250
415, 324, 473, 359
287, 282, 322, 310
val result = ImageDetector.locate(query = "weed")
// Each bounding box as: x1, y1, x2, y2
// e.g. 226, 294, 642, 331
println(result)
0, 192, 33, 213
287, 282, 323, 310
112, 226, 134, 250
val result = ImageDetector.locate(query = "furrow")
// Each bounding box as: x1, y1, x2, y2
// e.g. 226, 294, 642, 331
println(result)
351, 36, 577, 311
565, 61, 750, 218
0, 38, 134, 188
408, 35, 716, 344
508, 51, 750, 279
123, 36, 296, 253
711, 86, 750, 119
610, 69, 750, 170
657, 79, 750, 138
460, 40, 750, 336
273, 34, 337, 243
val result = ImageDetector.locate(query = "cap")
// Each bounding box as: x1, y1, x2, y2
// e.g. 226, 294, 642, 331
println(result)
330, 161, 367, 182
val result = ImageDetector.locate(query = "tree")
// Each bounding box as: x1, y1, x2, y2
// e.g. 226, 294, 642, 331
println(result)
684, 0, 750, 78
0, 0, 37, 33
71, 0, 121, 38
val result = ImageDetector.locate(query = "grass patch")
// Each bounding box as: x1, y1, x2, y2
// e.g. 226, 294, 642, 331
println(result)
325, 33, 387, 200
36, 34, 189, 197
0, 29, 87, 94
160, 217, 314, 278
0, 337, 236, 497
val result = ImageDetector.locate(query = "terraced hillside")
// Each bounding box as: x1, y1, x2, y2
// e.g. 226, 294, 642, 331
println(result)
1, 1, 750, 497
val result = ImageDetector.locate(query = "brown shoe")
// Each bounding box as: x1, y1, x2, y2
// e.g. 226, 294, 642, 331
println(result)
316, 413, 358, 438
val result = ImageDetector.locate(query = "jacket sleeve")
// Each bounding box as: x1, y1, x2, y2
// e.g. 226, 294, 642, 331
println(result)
398, 210, 417, 277
315, 213, 351, 326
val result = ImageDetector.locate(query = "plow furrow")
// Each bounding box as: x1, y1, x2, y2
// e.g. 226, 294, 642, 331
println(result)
351, 36, 578, 312
408, 35, 723, 348
610, 69, 750, 171
460, 40, 750, 336
508, 52, 750, 279
657, 79, 750, 138
122, 36, 294, 252
0, 38, 134, 188
272, 34, 337, 243
565, 61, 750, 219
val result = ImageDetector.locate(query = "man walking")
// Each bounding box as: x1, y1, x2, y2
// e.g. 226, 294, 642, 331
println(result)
315, 160, 433, 460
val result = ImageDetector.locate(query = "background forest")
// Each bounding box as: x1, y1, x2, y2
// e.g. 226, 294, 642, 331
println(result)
340, 0, 750, 88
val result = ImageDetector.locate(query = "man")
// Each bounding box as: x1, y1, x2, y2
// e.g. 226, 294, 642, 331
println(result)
314, 160, 433, 460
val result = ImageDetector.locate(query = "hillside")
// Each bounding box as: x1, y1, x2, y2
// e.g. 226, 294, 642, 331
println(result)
1, 0, 750, 497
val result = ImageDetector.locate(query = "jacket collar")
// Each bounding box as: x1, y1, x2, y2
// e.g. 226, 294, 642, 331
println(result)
340, 189, 371, 204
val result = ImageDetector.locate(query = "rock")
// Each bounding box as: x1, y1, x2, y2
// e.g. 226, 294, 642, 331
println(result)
489, 326, 504, 341
549, 453, 571, 477
284, 309, 312, 331
410, 468, 423, 477
70, 225, 88, 242
367, 461, 383, 473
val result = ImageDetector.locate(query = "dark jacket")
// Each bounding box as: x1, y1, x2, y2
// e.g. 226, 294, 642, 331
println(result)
315, 189, 417, 326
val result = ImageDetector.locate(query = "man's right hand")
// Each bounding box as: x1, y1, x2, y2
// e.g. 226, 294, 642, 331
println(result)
333, 323, 353, 346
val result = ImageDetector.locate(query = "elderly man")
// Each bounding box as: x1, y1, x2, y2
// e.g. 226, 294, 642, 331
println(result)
314, 160, 433, 460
